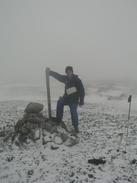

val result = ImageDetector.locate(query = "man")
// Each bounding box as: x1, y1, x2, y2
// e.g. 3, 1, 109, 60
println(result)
49, 66, 85, 133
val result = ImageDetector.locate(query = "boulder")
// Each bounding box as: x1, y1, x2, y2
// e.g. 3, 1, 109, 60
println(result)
24, 102, 44, 114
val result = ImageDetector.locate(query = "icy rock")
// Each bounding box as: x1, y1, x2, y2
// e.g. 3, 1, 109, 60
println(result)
53, 135, 63, 145
65, 137, 79, 147
0, 131, 6, 137
70, 180, 75, 183
70, 172, 75, 177
6, 156, 14, 162
41, 155, 47, 161
42, 133, 52, 144
130, 159, 137, 165
33, 129, 40, 140
27, 169, 34, 176
50, 145, 59, 150
42, 138, 51, 145
44, 123, 57, 133
34, 160, 40, 166
60, 133, 68, 142
88, 174, 94, 178
42, 129, 47, 136
0, 148, 4, 153
25, 138, 31, 144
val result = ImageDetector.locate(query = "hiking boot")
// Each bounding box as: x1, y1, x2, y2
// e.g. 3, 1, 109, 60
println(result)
50, 117, 61, 125
74, 127, 79, 133
50, 117, 58, 122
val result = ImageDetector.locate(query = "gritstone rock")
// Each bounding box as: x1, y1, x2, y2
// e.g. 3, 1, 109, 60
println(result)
24, 102, 44, 114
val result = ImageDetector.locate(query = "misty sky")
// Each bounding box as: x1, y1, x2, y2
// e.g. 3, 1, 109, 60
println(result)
0, 0, 137, 85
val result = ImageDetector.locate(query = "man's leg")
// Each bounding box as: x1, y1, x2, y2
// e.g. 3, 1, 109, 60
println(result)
69, 103, 79, 132
56, 98, 64, 123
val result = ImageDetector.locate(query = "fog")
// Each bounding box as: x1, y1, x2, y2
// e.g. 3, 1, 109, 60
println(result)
0, 0, 137, 86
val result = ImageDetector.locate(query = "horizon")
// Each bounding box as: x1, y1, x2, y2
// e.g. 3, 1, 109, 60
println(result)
0, 0, 137, 85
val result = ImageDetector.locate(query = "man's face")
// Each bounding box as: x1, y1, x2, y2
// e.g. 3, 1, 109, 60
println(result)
66, 69, 73, 77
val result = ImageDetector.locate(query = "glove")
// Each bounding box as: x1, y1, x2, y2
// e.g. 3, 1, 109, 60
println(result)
79, 100, 84, 106
49, 70, 53, 76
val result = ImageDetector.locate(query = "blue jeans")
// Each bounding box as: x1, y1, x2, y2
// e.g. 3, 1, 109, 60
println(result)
56, 98, 78, 128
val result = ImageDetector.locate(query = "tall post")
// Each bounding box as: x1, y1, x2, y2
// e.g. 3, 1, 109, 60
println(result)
126, 95, 132, 138
45, 67, 52, 118
125, 95, 132, 153
128, 95, 132, 121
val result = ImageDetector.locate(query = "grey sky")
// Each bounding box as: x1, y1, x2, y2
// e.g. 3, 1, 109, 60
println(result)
0, 0, 137, 85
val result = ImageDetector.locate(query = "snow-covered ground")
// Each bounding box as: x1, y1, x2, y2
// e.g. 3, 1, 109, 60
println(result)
0, 82, 137, 183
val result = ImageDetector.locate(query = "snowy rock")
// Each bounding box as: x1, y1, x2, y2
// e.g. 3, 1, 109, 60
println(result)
27, 169, 34, 176
130, 159, 137, 165
6, 156, 14, 162
65, 137, 79, 147
88, 158, 106, 165
50, 145, 59, 150
53, 135, 63, 145
33, 129, 41, 140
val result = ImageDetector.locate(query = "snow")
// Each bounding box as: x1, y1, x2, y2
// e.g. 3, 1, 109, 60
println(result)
0, 82, 137, 182
0, 99, 137, 183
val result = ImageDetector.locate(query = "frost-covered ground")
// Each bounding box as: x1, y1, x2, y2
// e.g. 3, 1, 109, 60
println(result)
0, 81, 137, 183
0, 98, 137, 183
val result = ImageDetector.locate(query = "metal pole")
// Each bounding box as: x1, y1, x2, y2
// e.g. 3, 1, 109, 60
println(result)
45, 67, 52, 118
124, 95, 132, 153
128, 98, 132, 121
126, 95, 132, 137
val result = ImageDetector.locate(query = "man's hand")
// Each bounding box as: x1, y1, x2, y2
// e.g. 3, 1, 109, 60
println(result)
79, 100, 84, 107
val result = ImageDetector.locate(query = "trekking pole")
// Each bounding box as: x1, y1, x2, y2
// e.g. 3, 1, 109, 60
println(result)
128, 95, 132, 121
45, 67, 52, 119
124, 95, 132, 153
127, 95, 132, 137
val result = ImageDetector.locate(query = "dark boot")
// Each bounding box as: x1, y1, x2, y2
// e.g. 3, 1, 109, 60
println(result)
50, 117, 61, 125
74, 126, 79, 133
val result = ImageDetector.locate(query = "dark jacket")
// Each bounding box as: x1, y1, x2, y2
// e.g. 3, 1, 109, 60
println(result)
50, 71, 85, 104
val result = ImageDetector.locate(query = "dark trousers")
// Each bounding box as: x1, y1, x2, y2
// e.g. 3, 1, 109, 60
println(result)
56, 98, 78, 128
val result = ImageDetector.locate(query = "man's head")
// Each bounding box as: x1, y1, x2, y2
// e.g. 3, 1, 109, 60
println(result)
65, 66, 73, 77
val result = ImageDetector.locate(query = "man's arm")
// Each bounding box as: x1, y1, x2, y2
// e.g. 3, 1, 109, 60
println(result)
50, 70, 66, 83
76, 78, 85, 105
